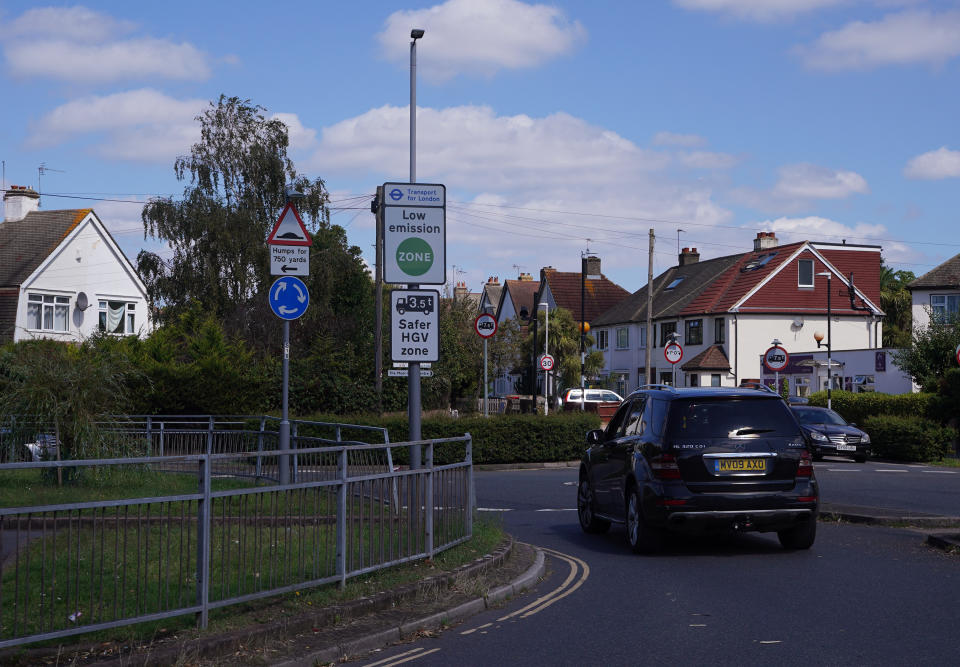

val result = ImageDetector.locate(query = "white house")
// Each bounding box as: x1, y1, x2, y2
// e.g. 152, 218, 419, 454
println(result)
591, 233, 885, 397
0, 186, 153, 343
908, 252, 960, 332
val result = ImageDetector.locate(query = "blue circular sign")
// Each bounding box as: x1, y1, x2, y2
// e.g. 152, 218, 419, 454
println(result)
389, 188, 403, 201
269, 276, 310, 320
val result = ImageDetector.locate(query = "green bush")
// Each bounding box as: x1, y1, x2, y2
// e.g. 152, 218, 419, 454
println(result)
861, 415, 957, 462
807, 390, 938, 425
301, 412, 602, 465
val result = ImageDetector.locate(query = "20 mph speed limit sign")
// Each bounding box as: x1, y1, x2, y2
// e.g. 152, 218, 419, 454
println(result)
539, 354, 555, 371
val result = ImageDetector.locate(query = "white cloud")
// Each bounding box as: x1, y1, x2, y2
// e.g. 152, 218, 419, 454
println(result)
29, 89, 205, 162
1, 6, 211, 82
310, 104, 668, 190
376, 0, 585, 80
0, 6, 136, 41
904, 147, 960, 180
677, 151, 740, 169
796, 10, 960, 70
773, 163, 869, 199
673, 0, 849, 22
652, 131, 708, 147
757, 215, 915, 262
272, 113, 318, 153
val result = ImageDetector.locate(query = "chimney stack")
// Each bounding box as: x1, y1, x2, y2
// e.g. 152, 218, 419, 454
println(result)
678, 247, 700, 266
454, 281, 469, 302
518, 272, 533, 281
753, 231, 778, 252
584, 255, 602, 279
3, 185, 40, 222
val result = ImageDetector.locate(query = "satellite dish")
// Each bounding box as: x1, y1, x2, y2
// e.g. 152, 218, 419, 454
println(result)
76, 292, 89, 311
792, 317, 804, 328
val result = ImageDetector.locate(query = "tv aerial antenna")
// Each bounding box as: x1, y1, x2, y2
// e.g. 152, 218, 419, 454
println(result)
38, 162, 66, 202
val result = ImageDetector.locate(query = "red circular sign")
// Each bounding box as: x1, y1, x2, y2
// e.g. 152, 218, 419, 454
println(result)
664, 343, 683, 365
956, 343, 960, 366
474, 313, 497, 338
764, 345, 789, 372
539, 354, 555, 371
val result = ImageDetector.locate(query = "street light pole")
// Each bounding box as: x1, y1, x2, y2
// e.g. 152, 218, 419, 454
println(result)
580, 253, 586, 412
408, 28, 424, 467
540, 301, 549, 415
815, 272, 833, 410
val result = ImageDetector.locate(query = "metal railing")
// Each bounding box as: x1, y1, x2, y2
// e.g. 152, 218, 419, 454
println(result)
0, 434, 473, 649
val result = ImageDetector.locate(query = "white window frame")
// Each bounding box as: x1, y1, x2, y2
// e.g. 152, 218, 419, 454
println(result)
638, 325, 646, 348
595, 329, 609, 350
26, 293, 70, 332
798, 259, 814, 287
99, 299, 137, 335
931, 294, 960, 322
616, 327, 629, 349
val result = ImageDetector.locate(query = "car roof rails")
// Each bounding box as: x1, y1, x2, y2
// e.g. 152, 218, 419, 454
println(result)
739, 382, 780, 395
634, 384, 678, 393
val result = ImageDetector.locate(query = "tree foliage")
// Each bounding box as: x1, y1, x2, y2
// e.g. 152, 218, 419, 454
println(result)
137, 95, 332, 343
880, 262, 915, 348
527, 307, 604, 394
892, 310, 960, 392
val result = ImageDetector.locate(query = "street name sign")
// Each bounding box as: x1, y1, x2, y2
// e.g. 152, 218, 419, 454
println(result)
388, 369, 434, 377
382, 182, 446, 285
269, 276, 309, 320
391, 289, 439, 362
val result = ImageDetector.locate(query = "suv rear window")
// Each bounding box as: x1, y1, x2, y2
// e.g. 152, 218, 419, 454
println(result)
666, 398, 800, 440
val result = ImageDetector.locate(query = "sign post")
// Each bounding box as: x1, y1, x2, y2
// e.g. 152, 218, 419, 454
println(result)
382, 182, 446, 467
664, 341, 683, 386
475, 314, 497, 416
267, 199, 312, 485
764, 341, 789, 397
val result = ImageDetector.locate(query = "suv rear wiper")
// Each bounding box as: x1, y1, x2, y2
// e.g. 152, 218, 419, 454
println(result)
733, 428, 775, 436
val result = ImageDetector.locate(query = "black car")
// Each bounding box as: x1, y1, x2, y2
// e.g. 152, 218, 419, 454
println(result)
577, 386, 818, 553
790, 405, 871, 462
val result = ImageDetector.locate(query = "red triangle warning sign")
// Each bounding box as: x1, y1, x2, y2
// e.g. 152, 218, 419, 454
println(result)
267, 203, 313, 246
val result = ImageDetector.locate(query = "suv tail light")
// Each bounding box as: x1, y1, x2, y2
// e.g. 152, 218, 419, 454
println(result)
651, 453, 681, 480
796, 449, 813, 477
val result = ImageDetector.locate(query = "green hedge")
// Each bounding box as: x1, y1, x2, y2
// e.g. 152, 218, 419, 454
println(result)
861, 415, 957, 462
807, 390, 938, 425
300, 412, 602, 465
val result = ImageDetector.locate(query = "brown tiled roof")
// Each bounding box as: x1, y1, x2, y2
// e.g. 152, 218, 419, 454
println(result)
543, 269, 630, 322
681, 344, 730, 371
909, 253, 960, 290
0, 209, 90, 286
501, 279, 540, 318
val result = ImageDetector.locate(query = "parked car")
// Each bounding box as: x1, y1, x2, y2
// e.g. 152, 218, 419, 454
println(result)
577, 386, 818, 553
787, 396, 810, 405
562, 388, 623, 408
22, 434, 59, 462
790, 405, 870, 462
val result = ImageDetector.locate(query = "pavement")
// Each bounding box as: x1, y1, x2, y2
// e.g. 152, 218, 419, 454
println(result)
10, 470, 960, 666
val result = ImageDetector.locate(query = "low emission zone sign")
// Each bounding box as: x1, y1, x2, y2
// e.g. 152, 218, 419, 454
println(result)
383, 182, 445, 285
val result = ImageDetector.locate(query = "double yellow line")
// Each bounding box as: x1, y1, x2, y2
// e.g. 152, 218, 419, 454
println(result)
497, 546, 590, 621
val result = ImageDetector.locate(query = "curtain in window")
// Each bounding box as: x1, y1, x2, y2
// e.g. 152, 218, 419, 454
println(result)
107, 301, 125, 333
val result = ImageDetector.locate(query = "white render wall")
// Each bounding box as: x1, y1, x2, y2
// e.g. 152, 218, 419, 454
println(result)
15, 214, 151, 342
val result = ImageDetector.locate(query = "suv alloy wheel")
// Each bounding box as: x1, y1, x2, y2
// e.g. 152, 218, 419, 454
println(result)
626, 486, 663, 553
578, 477, 610, 534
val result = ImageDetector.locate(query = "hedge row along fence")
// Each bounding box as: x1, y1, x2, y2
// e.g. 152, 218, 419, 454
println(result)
807, 390, 958, 462
303, 412, 602, 466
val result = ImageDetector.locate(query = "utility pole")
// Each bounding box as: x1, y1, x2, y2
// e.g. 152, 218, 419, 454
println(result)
646, 229, 654, 387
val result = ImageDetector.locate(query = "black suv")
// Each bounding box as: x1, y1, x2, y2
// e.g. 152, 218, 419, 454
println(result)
577, 386, 818, 553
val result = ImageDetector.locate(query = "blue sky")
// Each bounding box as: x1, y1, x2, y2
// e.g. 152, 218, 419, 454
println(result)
1, 0, 958, 294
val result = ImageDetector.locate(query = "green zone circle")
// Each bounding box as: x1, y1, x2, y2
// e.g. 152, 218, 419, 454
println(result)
396, 237, 434, 277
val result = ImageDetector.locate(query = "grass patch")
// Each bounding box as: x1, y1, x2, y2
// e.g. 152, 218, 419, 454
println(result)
928, 456, 960, 468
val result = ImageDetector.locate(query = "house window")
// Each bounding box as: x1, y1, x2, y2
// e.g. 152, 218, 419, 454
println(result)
638, 326, 647, 348
665, 276, 685, 290
595, 330, 608, 350
27, 294, 70, 332
689, 373, 699, 387
931, 294, 960, 322
99, 300, 136, 334
795, 377, 810, 397
798, 259, 814, 287
615, 373, 628, 397
711, 374, 721, 387
659, 322, 677, 347
714, 318, 725, 344
616, 327, 629, 349
854, 375, 876, 393
685, 319, 703, 345
659, 371, 673, 386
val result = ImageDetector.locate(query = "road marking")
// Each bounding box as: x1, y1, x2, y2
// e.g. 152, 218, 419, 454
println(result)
460, 622, 493, 635
363, 647, 440, 667
477, 507, 513, 512
496, 547, 590, 621
535, 508, 577, 512
876, 469, 909, 473
921, 470, 958, 474
825, 468, 862, 472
